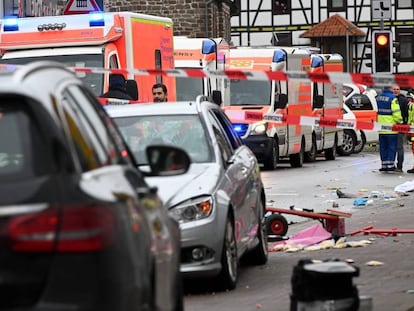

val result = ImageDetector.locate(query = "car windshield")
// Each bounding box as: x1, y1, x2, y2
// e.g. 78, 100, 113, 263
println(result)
113, 114, 212, 165
230, 80, 271, 105
0, 54, 104, 97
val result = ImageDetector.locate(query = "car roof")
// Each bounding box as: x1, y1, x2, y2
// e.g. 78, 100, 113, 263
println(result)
105, 98, 216, 117
0, 61, 84, 114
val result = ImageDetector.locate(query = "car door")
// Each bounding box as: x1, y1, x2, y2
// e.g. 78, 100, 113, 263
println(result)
207, 106, 259, 253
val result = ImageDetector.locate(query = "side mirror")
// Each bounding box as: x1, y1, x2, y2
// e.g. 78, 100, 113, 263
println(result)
211, 90, 223, 105
275, 93, 288, 109
313, 95, 324, 109
126, 79, 139, 100
145, 145, 191, 176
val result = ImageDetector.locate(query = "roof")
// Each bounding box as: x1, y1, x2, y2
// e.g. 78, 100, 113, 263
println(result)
300, 14, 365, 38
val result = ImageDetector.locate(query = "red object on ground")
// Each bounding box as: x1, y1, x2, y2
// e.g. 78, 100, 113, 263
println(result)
265, 207, 348, 237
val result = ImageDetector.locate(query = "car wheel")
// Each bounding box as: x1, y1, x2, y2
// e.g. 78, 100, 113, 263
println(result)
337, 129, 356, 156
216, 216, 238, 291
353, 131, 366, 154
324, 135, 337, 160
263, 138, 278, 170
266, 213, 288, 237
242, 199, 268, 265
289, 138, 304, 167
304, 135, 317, 162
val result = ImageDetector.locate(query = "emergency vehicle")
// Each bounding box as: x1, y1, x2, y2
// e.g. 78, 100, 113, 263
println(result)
0, 12, 175, 102
310, 53, 345, 158
173, 36, 229, 104
223, 46, 314, 170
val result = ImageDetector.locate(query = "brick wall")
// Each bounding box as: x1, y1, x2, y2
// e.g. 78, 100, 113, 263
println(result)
56, 0, 231, 41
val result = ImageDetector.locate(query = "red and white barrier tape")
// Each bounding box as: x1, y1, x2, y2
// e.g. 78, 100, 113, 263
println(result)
264, 113, 414, 133
2, 64, 414, 87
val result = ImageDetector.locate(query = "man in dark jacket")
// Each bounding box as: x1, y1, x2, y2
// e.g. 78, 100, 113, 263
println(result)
393, 85, 409, 172
100, 74, 133, 100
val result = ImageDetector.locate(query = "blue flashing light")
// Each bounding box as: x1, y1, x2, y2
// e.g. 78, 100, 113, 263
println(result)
3, 17, 19, 32
273, 50, 286, 63
311, 55, 324, 68
233, 125, 243, 133
202, 39, 216, 55
89, 12, 105, 27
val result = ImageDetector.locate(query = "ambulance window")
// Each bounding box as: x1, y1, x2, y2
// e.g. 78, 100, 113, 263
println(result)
345, 94, 374, 111
109, 55, 119, 69
155, 50, 162, 84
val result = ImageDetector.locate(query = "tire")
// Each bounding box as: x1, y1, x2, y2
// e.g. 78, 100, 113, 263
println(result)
215, 216, 238, 291
289, 138, 305, 167
353, 130, 366, 154
324, 135, 337, 160
304, 135, 317, 162
266, 214, 288, 237
242, 199, 268, 265
263, 138, 278, 170
337, 129, 356, 156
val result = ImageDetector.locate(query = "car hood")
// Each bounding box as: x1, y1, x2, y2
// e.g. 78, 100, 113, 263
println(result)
145, 163, 220, 208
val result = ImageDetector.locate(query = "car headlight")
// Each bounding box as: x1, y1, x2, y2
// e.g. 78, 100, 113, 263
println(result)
169, 196, 213, 223
250, 122, 267, 135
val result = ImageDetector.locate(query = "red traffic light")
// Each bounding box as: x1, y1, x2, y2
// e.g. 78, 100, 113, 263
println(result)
376, 34, 389, 46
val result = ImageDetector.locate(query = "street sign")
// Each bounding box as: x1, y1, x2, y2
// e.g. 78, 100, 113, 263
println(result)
63, 0, 101, 15
372, 0, 391, 20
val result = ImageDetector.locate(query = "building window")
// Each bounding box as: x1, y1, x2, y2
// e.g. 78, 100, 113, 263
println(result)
328, 0, 346, 12
396, 0, 413, 8
271, 32, 292, 46
396, 29, 414, 62
272, 0, 290, 15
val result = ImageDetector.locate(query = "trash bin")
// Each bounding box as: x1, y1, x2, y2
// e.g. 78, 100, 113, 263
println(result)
290, 258, 361, 311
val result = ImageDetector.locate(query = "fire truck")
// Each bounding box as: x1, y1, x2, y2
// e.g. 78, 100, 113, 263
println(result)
0, 12, 175, 102
173, 36, 229, 104
223, 46, 315, 170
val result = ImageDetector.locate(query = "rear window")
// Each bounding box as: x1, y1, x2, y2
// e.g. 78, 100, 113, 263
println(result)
345, 94, 374, 111
0, 99, 52, 181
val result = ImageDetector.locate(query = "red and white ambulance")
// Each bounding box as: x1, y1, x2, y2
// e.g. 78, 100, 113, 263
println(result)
0, 12, 176, 102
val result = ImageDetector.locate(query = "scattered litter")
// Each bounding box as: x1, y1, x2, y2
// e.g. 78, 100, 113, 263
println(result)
394, 180, 414, 193
255, 303, 262, 309
336, 189, 357, 198
332, 201, 339, 208
353, 198, 368, 206
406, 289, 414, 295
365, 260, 384, 266
327, 186, 343, 190
344, 258, 355, 263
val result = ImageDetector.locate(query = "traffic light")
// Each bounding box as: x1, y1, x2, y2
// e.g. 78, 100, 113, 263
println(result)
372, 30, 393, 73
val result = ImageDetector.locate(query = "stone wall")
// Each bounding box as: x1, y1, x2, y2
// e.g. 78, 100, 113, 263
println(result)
57, 0, 231, 41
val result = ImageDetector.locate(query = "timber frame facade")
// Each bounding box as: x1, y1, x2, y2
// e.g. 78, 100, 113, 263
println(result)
230, 0, 414, 74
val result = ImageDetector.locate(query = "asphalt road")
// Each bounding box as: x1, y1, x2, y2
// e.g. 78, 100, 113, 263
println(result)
184, 148, 414, 311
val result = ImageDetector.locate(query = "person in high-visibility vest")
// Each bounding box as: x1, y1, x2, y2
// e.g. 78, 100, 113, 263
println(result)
376, 86, 403, 172
406, 93, 414, 173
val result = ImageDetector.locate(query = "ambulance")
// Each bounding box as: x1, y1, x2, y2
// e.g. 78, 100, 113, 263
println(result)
173, 36, 229, 104
223, 46, 314, 170
310, 53, 345, 157
0, 12, 175, 102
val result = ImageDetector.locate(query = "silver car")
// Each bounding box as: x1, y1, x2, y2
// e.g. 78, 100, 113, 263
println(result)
106, 96, 268, 290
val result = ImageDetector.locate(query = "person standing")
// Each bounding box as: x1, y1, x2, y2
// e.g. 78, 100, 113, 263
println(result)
152, 83, 168, 102
392, 85, 409, 172
377, 86, 403, 172
100, 74, 133, 100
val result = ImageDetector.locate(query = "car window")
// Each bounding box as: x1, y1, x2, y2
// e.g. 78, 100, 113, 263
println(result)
210, 108, 242, 150
113, 114, 212, 165
60, 90, 102, 172
66, 85, 120, 165
0, 97, 52, 181
345, 94, 374, 111
207, 111, 233, 163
